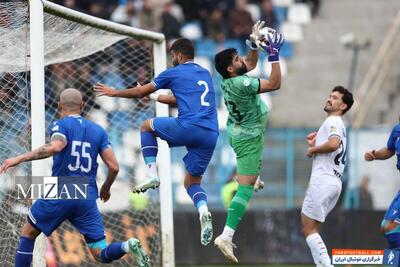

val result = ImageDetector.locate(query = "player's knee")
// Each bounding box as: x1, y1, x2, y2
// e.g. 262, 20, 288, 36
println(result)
21, 221, 40, 239
140, 119, 153, 132
184, 174, 202, 188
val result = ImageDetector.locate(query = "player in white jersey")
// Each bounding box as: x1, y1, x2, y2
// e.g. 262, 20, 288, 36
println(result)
301, 86, 354, 267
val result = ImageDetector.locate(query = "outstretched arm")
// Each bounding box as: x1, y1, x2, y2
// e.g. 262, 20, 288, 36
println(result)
94, 82, 156, 98
0, 136, 67, 173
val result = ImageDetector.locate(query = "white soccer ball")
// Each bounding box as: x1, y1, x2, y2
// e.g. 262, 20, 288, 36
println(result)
258, 27, 277, 47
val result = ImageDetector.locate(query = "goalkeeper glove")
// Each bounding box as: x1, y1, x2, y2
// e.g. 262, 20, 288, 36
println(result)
246, 20, 265, 50
260, 31, 284, 62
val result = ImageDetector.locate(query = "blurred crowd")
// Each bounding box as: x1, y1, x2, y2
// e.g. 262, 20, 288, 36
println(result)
53, 0, 320, 43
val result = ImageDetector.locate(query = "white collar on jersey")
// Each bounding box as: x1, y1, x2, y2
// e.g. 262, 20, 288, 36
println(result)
67, 114, 82, 118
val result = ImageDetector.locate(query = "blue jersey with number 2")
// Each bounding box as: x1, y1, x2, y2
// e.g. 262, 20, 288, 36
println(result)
387, 123, 400, 171
152, 62, 218, 132
49, 115, 110, 199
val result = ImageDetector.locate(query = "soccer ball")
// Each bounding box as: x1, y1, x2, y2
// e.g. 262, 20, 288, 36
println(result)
258, 27, 277, 47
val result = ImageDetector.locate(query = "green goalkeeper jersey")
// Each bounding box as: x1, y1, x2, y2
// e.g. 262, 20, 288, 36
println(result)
221, 75, 269, 140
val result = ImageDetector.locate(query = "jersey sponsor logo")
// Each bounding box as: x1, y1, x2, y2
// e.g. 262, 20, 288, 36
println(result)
243, 79, 250, 87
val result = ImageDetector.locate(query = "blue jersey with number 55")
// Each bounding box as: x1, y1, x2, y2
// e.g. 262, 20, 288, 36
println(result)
49, 115, 111, 199
152, 62, 218, 132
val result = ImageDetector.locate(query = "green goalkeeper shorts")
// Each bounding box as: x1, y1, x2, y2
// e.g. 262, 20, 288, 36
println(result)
229, 133, 264, 175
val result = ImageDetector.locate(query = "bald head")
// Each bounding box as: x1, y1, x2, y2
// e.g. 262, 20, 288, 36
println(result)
59, 88, 83, 114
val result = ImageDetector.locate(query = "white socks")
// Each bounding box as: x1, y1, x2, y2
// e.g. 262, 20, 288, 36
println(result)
122, 241, 130, 253
198, 204, 209, 219
221, 226, 235, 242
147, 163, 158, 177
306, 233, 332, 267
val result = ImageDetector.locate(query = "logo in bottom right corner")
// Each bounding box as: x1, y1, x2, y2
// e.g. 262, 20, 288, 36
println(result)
383, 249, 400, 265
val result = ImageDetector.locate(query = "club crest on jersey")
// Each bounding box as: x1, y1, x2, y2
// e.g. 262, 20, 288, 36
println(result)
330, 126, 337, 133
243, 79, 250, 87
52, 125, 59, 131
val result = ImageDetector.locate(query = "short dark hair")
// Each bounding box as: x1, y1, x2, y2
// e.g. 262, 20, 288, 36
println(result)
214, 48, 238, 79
169, 38, 194, 59
332, 85, 354, 114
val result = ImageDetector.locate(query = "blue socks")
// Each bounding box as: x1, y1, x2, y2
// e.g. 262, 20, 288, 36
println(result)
386, 233, 400, 249
187, 183, 208, 210
100, 243, 126, 263
141, 131, 158, 165
15, 237, 34, 267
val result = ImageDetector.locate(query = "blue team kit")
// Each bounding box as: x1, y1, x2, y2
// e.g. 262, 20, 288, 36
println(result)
151, 62, 219, 176
29, 115, 110, 243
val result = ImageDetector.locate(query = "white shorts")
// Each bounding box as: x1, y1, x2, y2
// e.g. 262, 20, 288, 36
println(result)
301, 182, 342, 223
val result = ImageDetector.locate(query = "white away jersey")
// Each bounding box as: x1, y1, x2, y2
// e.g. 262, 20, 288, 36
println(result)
310, 116, 347, 184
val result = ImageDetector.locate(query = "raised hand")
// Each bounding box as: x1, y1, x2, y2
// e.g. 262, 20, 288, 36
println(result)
246, 20, 265, 50
264, 31, 284, 62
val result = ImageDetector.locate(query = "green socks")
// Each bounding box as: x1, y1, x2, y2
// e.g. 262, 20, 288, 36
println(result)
226, 184, 254, 230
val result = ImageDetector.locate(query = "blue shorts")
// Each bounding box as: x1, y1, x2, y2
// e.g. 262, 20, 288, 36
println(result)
152, 117, 218, 176
28, 199, 105, 243
382, 191, 400, 229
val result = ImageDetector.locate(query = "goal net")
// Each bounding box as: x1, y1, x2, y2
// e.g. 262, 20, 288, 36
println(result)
0, 1, 171, 266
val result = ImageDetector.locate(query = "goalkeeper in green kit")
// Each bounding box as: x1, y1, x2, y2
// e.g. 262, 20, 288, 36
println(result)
213, 20, 284, 263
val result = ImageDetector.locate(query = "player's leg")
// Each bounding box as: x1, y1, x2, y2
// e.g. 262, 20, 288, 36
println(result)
88, 239, 150, 267
134, 117, 189, 193
301, 213, 325, 267
301, 183, 341, 267
133, 118, 160, 193
380, 192, 400, 249
16, 199, 66, 267
15, 220, 41, 267
215, 135, 262, 263
184, 172, 213, 246
183, 128, 218, 246
71, 199, 151, 266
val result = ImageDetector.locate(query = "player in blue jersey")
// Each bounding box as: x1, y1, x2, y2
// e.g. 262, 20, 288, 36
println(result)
365, 119, 400, 249
0, 88, 150, 267
94, 38, 218, 246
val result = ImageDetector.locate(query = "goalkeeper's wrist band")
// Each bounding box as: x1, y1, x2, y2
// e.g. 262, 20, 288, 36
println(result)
249, 42, 258, 50
246, 39, 258, 50
149, 93, 159, 101
268, 54, 279, 62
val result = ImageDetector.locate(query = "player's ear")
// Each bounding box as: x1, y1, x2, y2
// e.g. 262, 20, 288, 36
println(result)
227, 65, 234, 74
340, 103, 347, 113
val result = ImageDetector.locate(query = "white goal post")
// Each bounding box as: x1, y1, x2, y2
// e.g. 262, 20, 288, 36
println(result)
28, 0, 174, 266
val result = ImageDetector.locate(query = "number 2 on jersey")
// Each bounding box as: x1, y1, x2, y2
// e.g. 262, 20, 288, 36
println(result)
68, 141, 92, 172
198, 80, 210, 106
